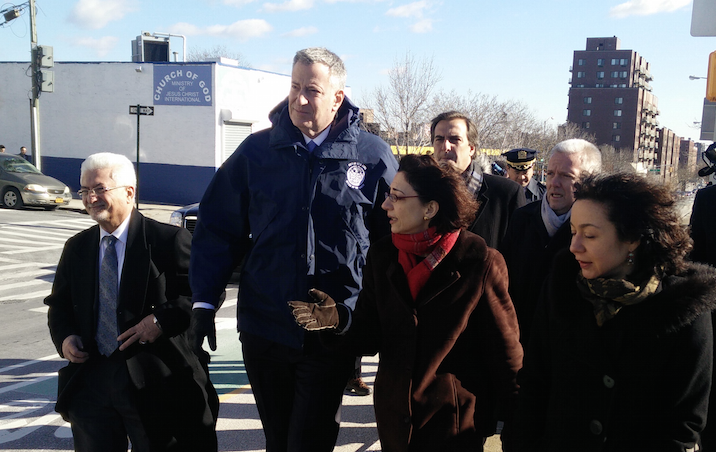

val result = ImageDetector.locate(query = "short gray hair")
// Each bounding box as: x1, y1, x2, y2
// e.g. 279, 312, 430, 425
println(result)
293, 47, 346, 90
80, 153, 137, 188
548, 139, 602, 175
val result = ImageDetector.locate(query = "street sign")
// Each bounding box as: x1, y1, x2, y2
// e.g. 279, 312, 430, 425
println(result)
692, 0, 716, 37
129, 105, 154, 116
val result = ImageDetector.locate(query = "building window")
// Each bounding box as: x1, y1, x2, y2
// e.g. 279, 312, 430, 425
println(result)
578, 59, 586, 66
611, 58, 618, 65
584, 97, 592, 104
620, 58, 628, 66
610, 84, 618, 88
596, 71, 605, 79
611, 71, 619, 78
613, 134, 621, 142
583, 109, 592, 116
595, 83, 604, 88
575, 84, 585, 88
620, 71, 628, 78
619, 83, 627, 88
615, 97, 623, 104
577, 71, 585, 78
614, 109, 622, 116
583, 122, 591, 129
597, 58, 605, 67
613, 122, 621, 129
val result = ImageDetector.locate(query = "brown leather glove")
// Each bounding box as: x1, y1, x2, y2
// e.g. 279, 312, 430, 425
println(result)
288, 288, 340, 331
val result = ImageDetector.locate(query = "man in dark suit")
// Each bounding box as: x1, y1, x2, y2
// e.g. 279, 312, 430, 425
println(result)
500, 139, 601, 346
45, 153, 217, 452
689, 181, 716, 450
431, 111, 526, 249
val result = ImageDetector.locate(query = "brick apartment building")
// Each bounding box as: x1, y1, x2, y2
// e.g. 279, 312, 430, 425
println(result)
567, 37, 664, 174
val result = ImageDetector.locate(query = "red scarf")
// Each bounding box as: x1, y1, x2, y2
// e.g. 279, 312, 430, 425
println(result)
392, 227, 460, 300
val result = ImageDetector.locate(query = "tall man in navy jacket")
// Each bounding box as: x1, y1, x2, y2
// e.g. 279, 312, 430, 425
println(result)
189, 47, 398, 452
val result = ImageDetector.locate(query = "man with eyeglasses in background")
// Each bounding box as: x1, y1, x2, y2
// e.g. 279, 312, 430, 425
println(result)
45, 152, 218, 451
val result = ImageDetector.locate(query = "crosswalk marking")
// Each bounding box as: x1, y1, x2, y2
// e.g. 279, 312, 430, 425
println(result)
0, 280, 47, 292
9, 269, 54, 279
0, 218, 95, 256
0, 263, 39, 271
0, 228, 72, 241
0, 290, 51, 303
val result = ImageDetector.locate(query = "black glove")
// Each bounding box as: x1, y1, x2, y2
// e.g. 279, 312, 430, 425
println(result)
287, 288, 340, 331
188, 308, 217, 363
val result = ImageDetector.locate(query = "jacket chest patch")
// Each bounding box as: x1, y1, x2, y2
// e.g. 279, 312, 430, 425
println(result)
346, 162, 367, 189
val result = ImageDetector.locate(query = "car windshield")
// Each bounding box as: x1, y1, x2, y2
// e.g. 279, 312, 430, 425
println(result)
2, 158, 42, 174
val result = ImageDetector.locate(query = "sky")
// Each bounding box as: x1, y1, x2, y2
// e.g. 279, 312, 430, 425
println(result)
1, 0, 715, 142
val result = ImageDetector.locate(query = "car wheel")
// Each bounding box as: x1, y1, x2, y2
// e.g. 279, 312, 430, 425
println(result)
2, 187, 23, 209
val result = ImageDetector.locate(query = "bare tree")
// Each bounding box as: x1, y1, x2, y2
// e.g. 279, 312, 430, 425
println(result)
363, 52, 442, 156
599, 144, 636, 173
186, 45, 250, 67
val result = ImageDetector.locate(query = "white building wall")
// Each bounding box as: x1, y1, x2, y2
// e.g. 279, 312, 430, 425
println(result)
0, 60, 291, 204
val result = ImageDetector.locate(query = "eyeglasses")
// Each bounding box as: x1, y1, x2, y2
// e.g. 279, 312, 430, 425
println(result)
384, 192, 420, 203
77, 186, 128, 198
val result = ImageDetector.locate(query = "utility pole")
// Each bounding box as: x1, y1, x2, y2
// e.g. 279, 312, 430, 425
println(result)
29, 0, 41, 171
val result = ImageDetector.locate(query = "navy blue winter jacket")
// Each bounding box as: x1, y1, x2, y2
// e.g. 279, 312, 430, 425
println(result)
190, 97, 398, 349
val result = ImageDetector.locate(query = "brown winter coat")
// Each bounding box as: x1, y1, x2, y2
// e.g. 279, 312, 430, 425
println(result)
348, 230, 523, 452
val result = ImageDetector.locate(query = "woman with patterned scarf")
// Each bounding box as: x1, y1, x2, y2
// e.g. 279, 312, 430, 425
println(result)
289, 154, 523, 451
516, 172, 716, 451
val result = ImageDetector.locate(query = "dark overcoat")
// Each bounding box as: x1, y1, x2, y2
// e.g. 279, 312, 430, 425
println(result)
467, 168, 526, 250
689, 184, 716, 450
499, 200, 572, 345
45, 210, 217, 449
348, 230, 523, 452
517, 250, 716, 451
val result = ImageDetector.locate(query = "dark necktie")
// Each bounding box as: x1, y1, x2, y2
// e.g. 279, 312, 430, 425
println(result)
97, 235, 119, 356
307, 140, 317, 153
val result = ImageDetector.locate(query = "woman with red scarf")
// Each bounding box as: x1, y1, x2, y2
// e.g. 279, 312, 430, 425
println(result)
289, 154, 523, 451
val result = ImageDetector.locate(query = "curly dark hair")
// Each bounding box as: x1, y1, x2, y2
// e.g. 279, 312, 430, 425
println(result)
575, 172, 692, 276
398, 154, 478, 234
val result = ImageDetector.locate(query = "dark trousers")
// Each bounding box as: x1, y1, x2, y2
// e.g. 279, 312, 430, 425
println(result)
241, 332, 353, 452
67, 358, 153, 452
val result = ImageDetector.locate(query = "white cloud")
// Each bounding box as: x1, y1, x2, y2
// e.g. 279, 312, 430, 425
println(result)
386, 0, 428, 18
168, 22, 203, 35
67, 0, 138, 29
609, 0, 690, 18
410, 18, 433, 33
262, 0, 314, 12
71, 36, 118, 57
169, 19, 273, 41
282, 26, 319, 37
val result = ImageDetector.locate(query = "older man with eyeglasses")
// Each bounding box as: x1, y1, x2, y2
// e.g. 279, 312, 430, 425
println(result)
45, 152, 218, 452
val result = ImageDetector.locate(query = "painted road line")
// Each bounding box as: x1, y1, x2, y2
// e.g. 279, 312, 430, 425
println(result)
0, 373, 57, 395
0, 354, 59, 374
7, 269, 54, 279
0, 228, 72, 241
0, 290, 51, 302
0, 279, 47, 291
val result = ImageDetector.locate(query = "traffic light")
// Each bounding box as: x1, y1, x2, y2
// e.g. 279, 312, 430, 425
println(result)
708, 50, 716, 102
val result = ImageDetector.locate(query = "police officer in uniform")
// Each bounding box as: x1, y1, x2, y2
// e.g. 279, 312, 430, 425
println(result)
503, 148, 545, 203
